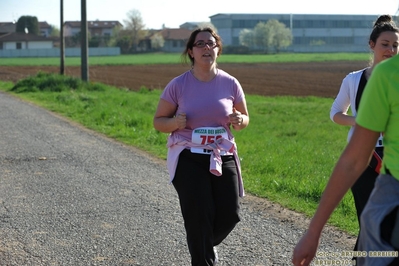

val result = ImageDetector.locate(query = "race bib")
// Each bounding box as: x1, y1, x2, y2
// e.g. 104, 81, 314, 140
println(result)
191, 127, 230, 155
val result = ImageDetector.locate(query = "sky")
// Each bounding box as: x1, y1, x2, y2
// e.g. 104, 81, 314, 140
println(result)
1, 0, 399, 29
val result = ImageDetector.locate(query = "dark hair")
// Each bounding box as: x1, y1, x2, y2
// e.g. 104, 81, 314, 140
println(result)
181, 27, 223, 65
369, 14, 399, 44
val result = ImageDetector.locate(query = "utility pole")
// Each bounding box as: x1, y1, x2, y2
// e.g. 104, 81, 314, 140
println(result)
81, 0, 89, 82
60, 0, 65, 75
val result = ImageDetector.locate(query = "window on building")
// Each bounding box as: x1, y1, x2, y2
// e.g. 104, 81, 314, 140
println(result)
292, 19, 360, 29
232, 36, 240, 46
247, 20, 259, 28
16, 42, 22, 49
219, 20, 231, 28
351, 20, 370, 28
280, 20, 290, 28
0, 42, 3, 49
232, 20, 242, 27
313, 20, 326, 28
293, 36, 355, 45
335, 20, 349, 28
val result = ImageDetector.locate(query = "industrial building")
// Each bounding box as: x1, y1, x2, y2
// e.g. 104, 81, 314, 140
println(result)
210, 14, 395, 52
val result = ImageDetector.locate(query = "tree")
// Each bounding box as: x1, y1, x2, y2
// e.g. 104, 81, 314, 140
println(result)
265, 19, 293, 53
106, 24, 123, 47
116, 35, 133, 54
239, 29, 255, 47
123, 9, 147, 52
89, 36, 101, 47
150, 32, 165, 50
252, 23, 266, 51
16, 16, 39, 35
49, 25, 60, 37
240, 19, 293, 53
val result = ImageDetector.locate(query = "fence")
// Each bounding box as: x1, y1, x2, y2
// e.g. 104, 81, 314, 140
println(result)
0, 47, 120, 58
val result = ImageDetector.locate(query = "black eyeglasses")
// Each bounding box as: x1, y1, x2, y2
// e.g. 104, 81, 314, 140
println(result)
193, 41, 217, 48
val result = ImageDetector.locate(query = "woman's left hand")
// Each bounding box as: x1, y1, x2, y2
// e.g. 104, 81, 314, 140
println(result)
229, 108, 243, 126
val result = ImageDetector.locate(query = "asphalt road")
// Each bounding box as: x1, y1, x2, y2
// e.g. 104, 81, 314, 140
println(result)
0, 91, 356, 266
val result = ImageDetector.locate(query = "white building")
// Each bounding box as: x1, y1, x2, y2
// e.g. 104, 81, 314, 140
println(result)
0, 32, 54, 50
63, 20, 122, 37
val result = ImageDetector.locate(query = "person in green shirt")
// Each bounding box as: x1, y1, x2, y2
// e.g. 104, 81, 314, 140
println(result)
292, 54, 399, 266
329, 15, 399, 258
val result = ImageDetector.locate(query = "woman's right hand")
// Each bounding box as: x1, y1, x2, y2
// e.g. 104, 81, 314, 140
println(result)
175, 113, 186, 130
292, 231, 320, 266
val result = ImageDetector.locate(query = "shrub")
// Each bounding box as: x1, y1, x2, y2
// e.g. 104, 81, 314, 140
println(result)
10, 72, 106, 93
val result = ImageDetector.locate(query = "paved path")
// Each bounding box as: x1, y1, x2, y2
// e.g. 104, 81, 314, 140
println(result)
0, 91, 355, 265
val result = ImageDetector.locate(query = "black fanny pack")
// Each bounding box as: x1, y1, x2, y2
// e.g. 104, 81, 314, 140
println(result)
369, 147, 383, 174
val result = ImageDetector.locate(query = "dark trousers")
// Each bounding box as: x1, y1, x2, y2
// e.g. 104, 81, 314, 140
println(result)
351, 147, 382, 253
172, 149, 240, 266
351, 166, 378, 252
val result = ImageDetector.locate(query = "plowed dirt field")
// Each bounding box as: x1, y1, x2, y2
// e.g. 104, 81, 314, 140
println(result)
0, 61, 367, 97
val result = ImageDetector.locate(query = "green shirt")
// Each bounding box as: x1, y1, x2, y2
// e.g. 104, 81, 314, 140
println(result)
356, 54, 399, 180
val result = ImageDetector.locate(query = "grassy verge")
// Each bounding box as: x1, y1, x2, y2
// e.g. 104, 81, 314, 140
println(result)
0, 73, 358, 236
0, 52, 371, 66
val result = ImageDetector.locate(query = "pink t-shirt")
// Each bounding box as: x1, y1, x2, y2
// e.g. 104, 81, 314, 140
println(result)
161, 69, 246, 197
161, 69, 245, 141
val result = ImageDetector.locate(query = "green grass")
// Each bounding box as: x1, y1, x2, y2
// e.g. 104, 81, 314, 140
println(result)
0, 52, 371, 66
0, 72, 359, 236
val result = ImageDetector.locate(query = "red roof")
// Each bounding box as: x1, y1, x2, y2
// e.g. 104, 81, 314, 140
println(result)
0, 22, 16, 33
0, 21, 51, 34
39, 21, 51, 28
157, 28, 192, 40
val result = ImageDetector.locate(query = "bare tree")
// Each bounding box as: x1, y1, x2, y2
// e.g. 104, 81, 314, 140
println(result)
123, 9, 147, 52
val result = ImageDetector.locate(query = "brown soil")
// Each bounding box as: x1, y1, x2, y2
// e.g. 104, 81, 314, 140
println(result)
0, 61, 367, 97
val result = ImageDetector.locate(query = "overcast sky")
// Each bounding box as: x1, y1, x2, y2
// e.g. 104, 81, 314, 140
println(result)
0, 0, 398, 29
